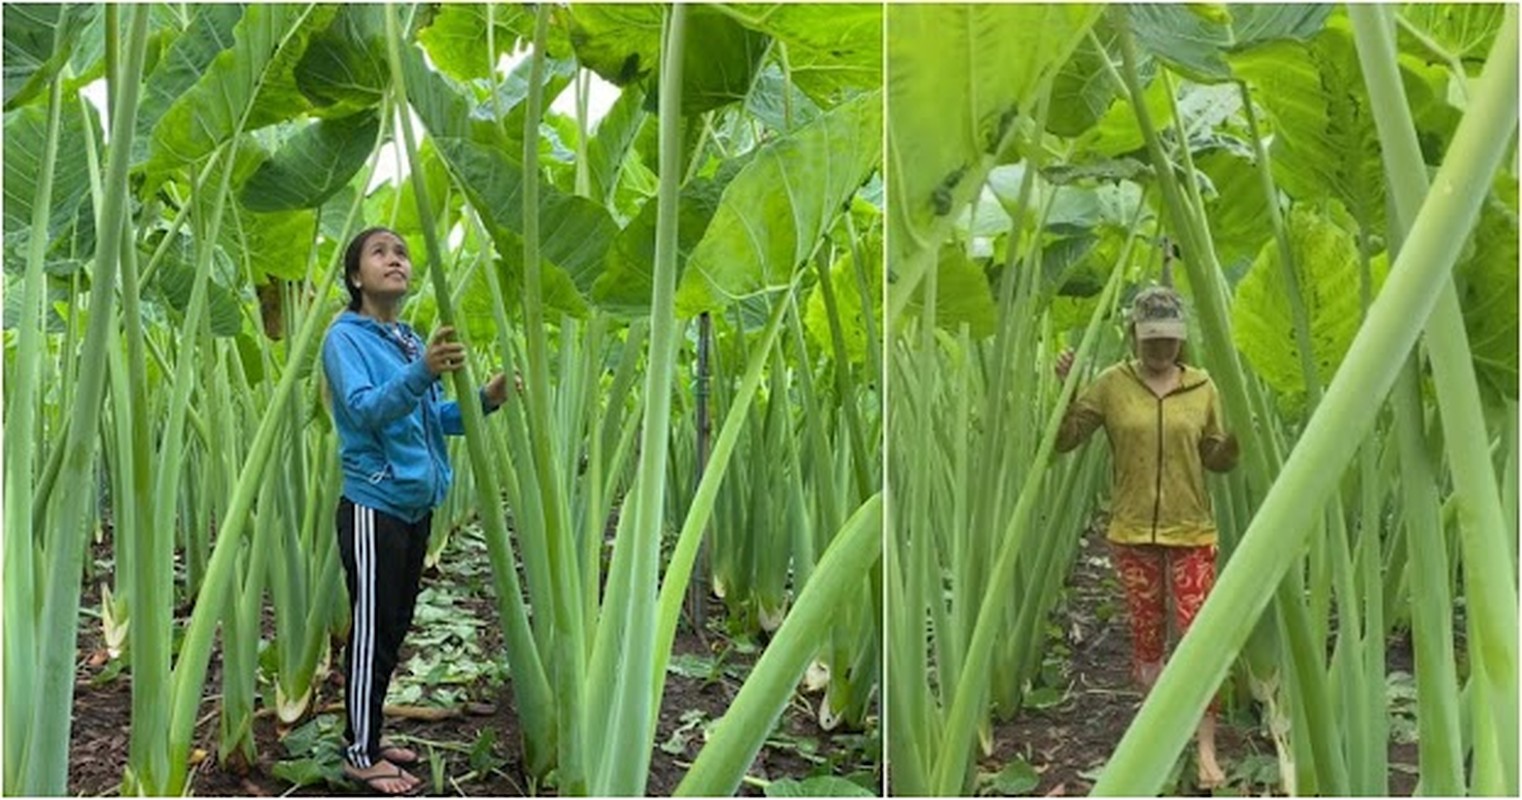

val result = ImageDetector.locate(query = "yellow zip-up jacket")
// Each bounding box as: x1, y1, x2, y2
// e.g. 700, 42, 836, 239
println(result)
1057, 361, 1239, 547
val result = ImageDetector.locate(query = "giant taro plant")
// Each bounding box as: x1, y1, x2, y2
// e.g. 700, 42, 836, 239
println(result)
2, 2, 884, 796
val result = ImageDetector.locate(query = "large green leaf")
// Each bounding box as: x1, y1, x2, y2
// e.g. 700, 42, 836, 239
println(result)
726, 3, 882, 105
1454, 181, 1518, 402
745, 63, 823, 134
1195, 148, 1271, 268
888, 4, 1102, 269
144, 236, 245, 337
132, 4, 244, 164
1231, 206, 1365, 401
364, 137, 452, 253
1229, 20, 1452, 233
202, 137, 322, 286
1398, 4, 1505, 65
563, 5, 661, 87
804, 231, 882, 363
146, 4, 335, 184
416, 4, 529, 83
237, 111, 379, 211
1127, 3, 1333, 83
1040, 233, 1102, 299
61, 6, 184, 97
903, 246, 997, 339
587, 85, 648, 209
494, 56, 580, 160
1072, 73, 1172, 158
293, 4, 387, 118
222, 204, 320, 285
648, 6, 769, 115
3, 91, 95, 257
592, 165, 733, 316
1048, 14, 1153, 138
403, 48, 616, 305
565, 5, 768, 115
675, 90, 881, 317
987, 163, 1145, 235
2, 4, 96, 110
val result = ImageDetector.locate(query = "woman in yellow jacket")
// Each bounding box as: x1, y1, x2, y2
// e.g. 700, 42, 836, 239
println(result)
1054, 286, 1239, 788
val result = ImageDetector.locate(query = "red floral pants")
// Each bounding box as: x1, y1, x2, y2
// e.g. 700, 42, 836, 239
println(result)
1109, 542, 1219, 708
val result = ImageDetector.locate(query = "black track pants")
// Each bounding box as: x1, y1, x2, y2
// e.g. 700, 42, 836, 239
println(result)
336, 497, 430, 769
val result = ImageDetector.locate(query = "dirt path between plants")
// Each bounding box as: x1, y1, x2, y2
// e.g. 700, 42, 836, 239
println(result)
982, 528, 1420, 797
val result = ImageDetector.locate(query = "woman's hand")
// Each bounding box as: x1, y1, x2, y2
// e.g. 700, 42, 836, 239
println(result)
425, 326, 466, 376
1054, 348, 1076, 383
483, 372, 523, 409
484, 373, 509, 408
1200, 433, 1241, 472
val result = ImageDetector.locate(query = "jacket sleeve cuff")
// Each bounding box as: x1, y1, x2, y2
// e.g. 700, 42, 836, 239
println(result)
480, 387, 502, 416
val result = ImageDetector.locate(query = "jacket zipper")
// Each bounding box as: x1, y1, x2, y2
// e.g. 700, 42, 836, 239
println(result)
1126, 362, 1211, 544
387, 323, 440, 499
1152, 395, 1164, 544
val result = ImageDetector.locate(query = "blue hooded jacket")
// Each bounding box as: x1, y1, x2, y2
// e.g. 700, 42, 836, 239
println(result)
322, 311, 488, 523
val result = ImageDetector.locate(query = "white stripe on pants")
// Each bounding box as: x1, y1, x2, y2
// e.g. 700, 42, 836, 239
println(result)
347, 505, 375, 768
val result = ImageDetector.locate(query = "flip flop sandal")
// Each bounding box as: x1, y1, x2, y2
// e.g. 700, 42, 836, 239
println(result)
343, 762, 423, 797
378, 740, 420, 766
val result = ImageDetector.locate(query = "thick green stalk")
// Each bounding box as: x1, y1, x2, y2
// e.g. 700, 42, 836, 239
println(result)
930, 251, 1128, 794
383, 2, 556, 777
470, 209, 559, 661
886, 516, 929, 792
3, 46, 66, 794
1092, 17, 1519, 792
128, 133, 241, 795
1113, 20, 1347, 792
1113, 11, 1270, 493
675, 495, 883, 796
1350, 6, 1519, 788
22, 8, 148, 793
272, 146, 383, 723
652, 293, 792, 704
843, 213, 883, 391
789, 300, 845, 544
505, 6, 590, 789
165, 206, 343, 796
968, 83, 1053, 582
597, 8, 685, 793
1358, 483, 1389, 795
813, 248, 874, 500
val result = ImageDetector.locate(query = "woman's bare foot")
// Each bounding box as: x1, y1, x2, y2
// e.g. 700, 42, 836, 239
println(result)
1195, 713, 1227, 789
1134, 659, 1164, 694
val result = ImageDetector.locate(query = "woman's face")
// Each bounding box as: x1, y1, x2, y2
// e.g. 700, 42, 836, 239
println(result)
353, 231, 412, 302
1138, 336, 1182, 372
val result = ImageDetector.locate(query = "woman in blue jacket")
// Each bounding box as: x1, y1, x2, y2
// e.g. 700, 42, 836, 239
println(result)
322, 227, 508, 795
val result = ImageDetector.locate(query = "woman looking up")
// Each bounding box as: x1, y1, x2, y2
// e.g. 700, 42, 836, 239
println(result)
321, 227, 510, 795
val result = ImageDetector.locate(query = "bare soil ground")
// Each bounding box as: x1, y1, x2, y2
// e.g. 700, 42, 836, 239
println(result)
979, 530, 1421, 797
66, 521, 879, 796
